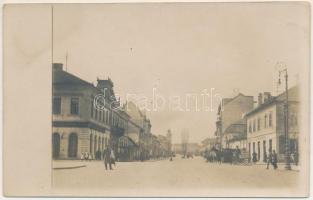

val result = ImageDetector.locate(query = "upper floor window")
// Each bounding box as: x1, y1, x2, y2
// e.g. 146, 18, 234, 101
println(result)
95, 107, 98, 120
264, 114, 268, 128
257, 118, 261, 131
53, 97, 61, 114
253, 119, 256, 132
90, 99, 94, 118
70, 97, 79, 115
269, 113, 272, 127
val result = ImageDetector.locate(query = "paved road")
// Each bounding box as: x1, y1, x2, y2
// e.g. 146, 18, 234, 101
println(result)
52, 156, 302, 197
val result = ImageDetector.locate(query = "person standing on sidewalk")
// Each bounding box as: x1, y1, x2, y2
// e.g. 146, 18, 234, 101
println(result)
103, 147, 112, 170
293, 150, 299, 166
272, 150, 278, 170
252, 151, 257, 164
266, 150, 273, 169
110, 148, 116, 167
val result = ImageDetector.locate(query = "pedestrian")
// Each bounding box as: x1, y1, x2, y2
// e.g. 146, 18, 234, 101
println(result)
234, 146, 241, 164
272, 150, 278, 170
293, 150, 299, 166
252, 152, 257, 164
88, 153, 92, 161
103, 147, 112, 170
266, 150, 273, 169
80, 152, 84, 161
110, 148, 116, 167
84, 152, 89, 161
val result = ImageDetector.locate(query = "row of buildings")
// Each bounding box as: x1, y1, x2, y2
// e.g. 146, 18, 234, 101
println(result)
204, 85, 299, 163
52, 63, 172, 161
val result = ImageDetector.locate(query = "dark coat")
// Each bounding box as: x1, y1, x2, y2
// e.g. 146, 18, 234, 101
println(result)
272, 152, 278, 163
103, 148, 111, 162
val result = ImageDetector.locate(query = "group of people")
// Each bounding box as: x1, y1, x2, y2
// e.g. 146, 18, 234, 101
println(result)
80, 147, 116, 170
264, 150, 278, 170
80, 152, 93, 161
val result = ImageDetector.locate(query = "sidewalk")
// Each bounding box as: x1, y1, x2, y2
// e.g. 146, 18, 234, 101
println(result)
53, 160, 87, 170
254, 162, 300, 171
52, 158, 168, 170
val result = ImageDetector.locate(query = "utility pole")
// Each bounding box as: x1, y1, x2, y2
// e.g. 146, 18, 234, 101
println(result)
278, 67, 292, 170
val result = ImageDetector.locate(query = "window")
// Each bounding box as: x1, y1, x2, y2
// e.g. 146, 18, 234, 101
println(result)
253, 119, 256, 132
70, 97, 79, 115
95, 107, 98, 120
264, 114, 267, 128
257, 118, 261, 131
269, 113, 272, 127
90, 99, 94, 118
53, 97, 61, 114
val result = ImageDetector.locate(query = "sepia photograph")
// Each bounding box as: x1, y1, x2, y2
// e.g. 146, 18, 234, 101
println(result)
2, 1, 311, 197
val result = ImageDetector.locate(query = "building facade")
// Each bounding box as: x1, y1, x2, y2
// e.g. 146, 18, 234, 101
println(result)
52, 63, 110, 159
52, 63, 144, 161
246, 87, 299, 163
215, 93, 254, 149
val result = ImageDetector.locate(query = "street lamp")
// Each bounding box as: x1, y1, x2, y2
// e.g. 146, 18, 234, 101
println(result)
278, 66, 292, 170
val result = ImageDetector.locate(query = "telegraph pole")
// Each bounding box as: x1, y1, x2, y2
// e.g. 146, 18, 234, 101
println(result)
278, 67, 292, 170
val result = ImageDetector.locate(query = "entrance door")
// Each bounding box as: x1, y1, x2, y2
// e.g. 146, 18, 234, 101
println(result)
52, 133, 60, 159
68, 133, 78, 158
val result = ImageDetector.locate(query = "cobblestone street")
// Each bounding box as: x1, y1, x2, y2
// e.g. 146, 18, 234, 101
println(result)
52, 156, 302, 197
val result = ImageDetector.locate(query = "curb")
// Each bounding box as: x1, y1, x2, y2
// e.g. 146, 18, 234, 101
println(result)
53, 165, 87, 170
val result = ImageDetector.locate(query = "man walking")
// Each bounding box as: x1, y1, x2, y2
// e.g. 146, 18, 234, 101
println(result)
272, 150, 278, 170
266, 150, 273, 169
235, 146, 241, 164
103, 147, 112, 170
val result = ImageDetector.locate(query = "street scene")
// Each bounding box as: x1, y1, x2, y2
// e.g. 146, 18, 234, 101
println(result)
53, 156, 298, 190
50, 3, 309, 197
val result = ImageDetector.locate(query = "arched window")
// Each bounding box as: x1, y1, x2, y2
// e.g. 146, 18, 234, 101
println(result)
52, 133, 61, 159
68, 133, 78, 158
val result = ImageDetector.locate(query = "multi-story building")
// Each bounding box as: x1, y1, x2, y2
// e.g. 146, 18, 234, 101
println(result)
215, 93, 254, 149
52, 63, 137, 160
246, 86, 299, 162
124, 101, 155, 160
52, 63, 109, 159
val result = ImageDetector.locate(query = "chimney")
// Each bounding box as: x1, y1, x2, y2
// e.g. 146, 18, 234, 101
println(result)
258, 93, 263, 106
96, 78, 114, 91
53, 63, 63, 71
263, 92, 271, 102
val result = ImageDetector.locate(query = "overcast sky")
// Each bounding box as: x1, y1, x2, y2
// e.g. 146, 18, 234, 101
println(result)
53, 3, 309, 143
